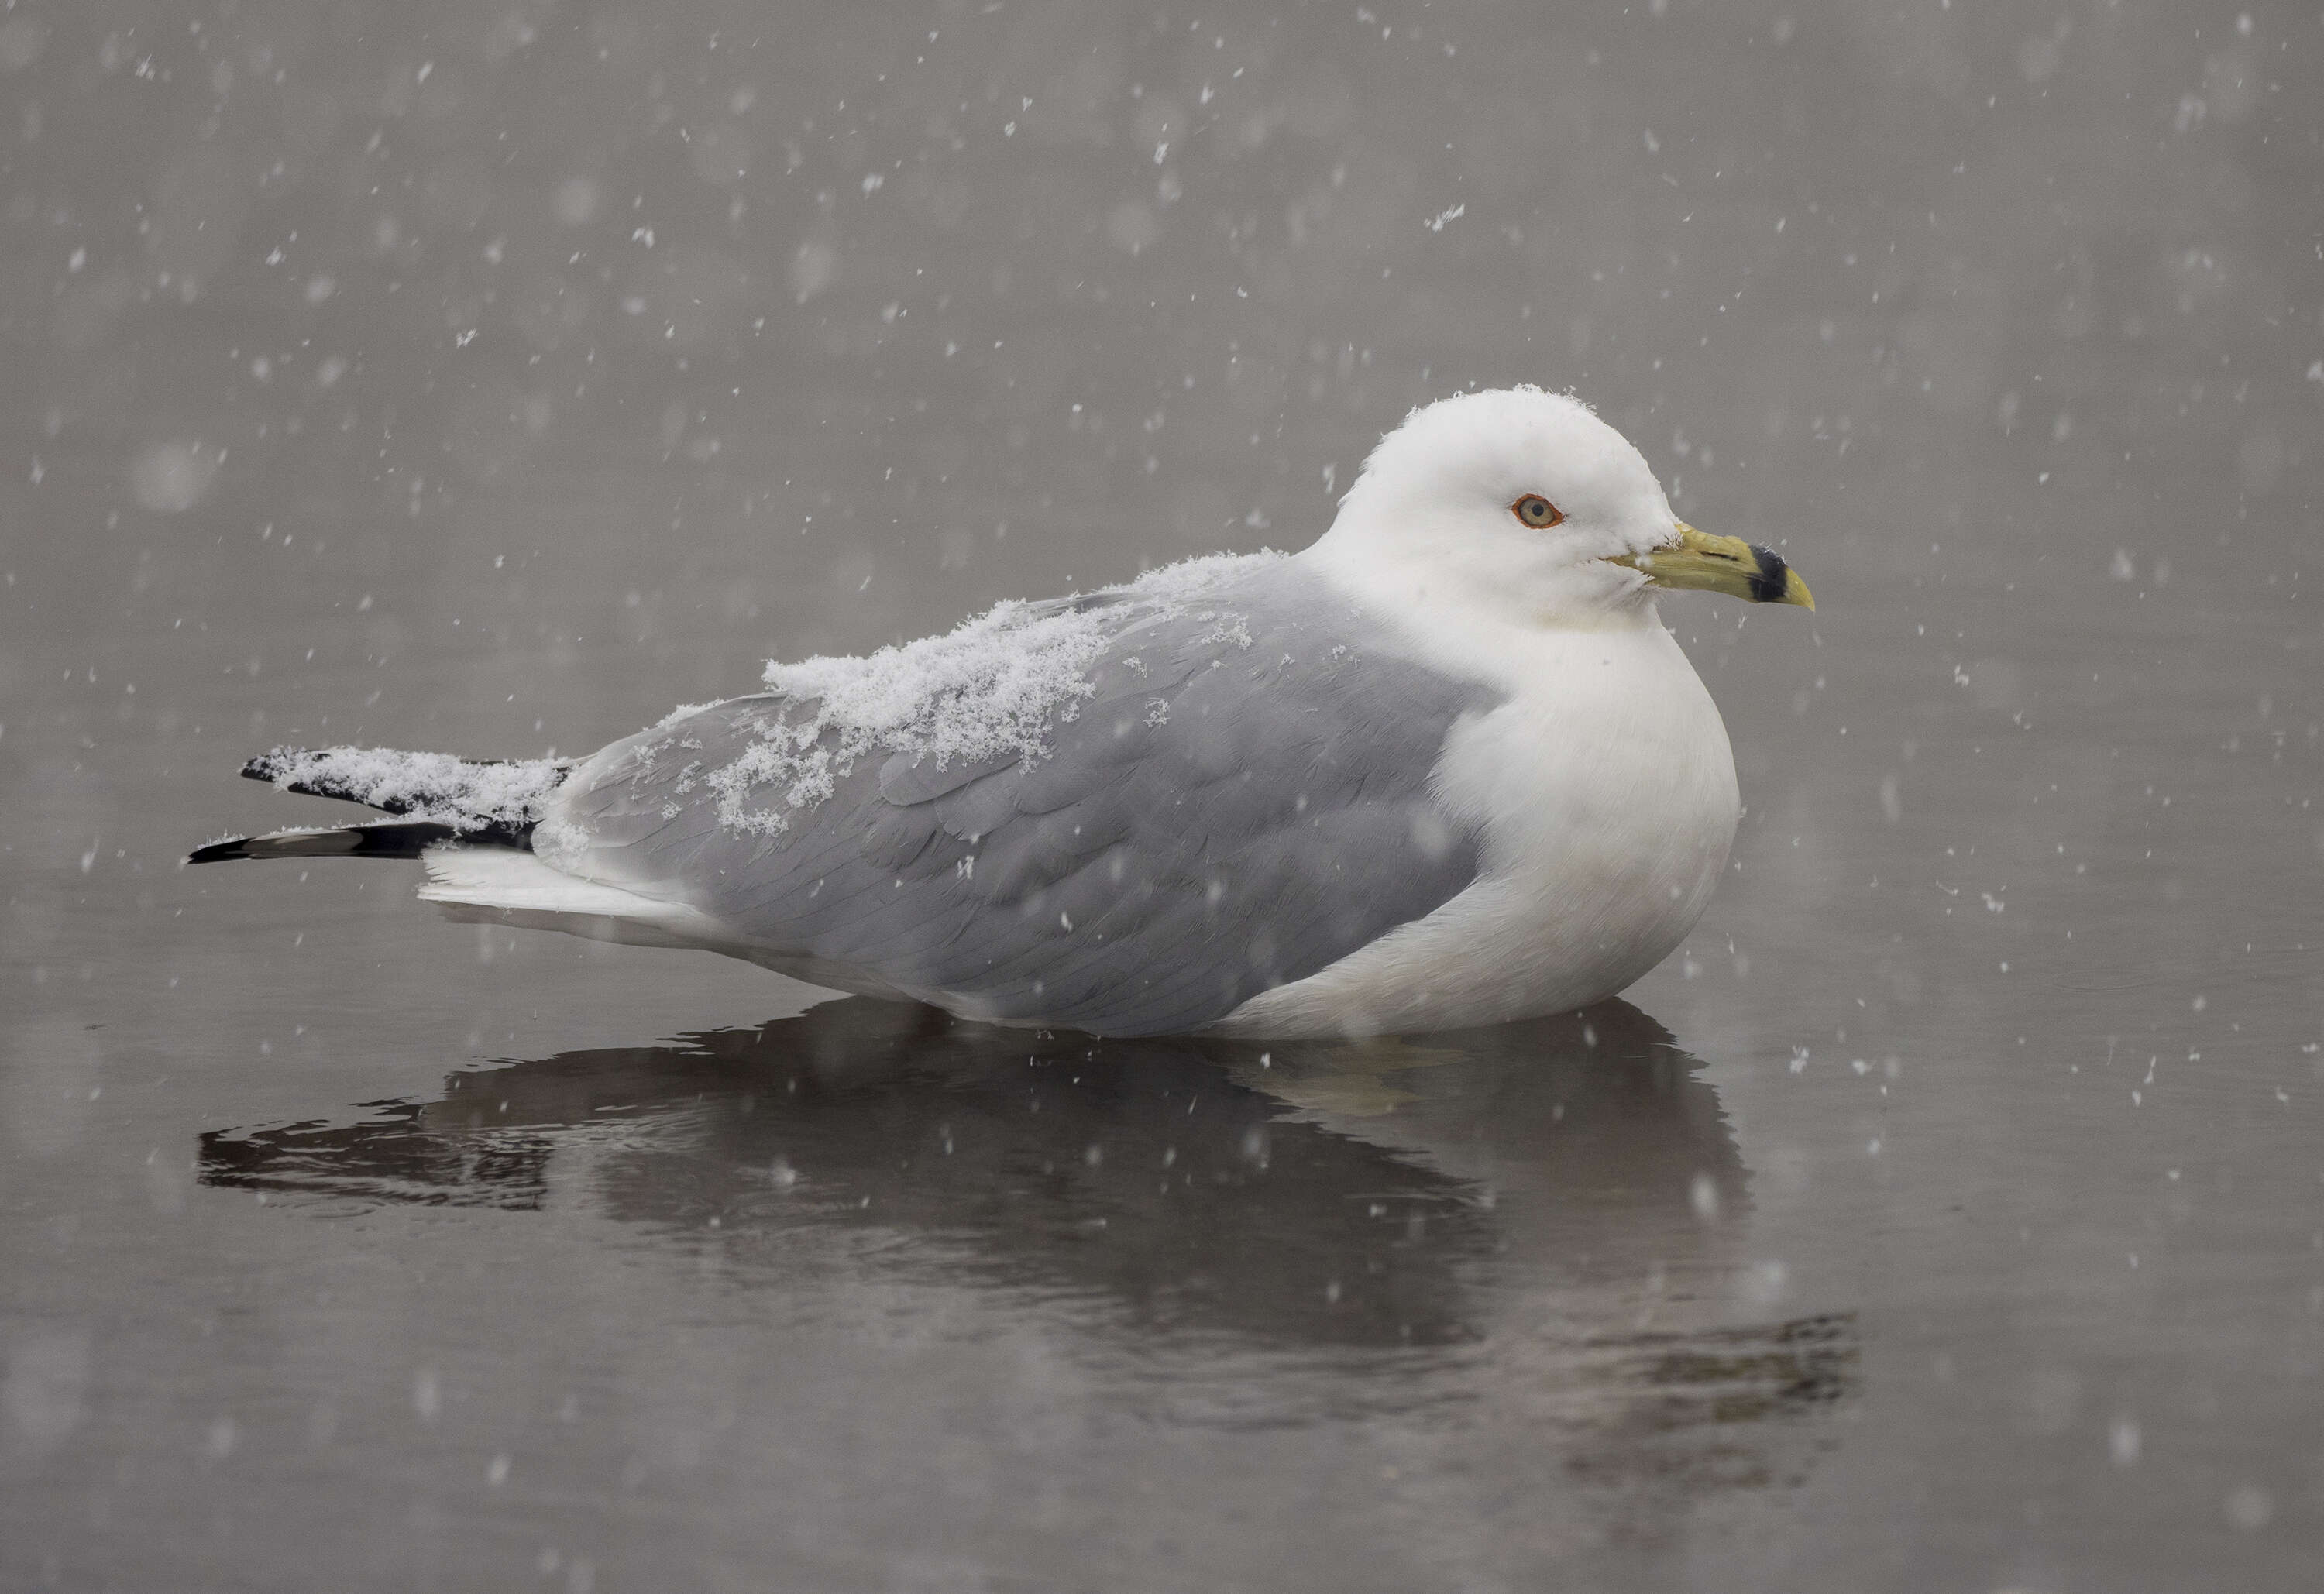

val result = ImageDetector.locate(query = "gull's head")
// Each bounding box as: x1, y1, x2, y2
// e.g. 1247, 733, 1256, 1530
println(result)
1310, 386, 1811, 626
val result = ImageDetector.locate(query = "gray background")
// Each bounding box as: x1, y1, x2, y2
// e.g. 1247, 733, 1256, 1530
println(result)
2, 2, 2320, 1589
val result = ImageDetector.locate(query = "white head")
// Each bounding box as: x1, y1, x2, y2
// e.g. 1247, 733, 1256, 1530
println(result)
1305, 387, 1803, 629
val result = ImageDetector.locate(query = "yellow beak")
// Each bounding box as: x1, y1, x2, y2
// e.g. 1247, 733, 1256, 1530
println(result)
1607, 523, 1815, 610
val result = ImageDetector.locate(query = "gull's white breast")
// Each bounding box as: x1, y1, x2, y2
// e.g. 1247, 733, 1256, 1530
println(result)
1212, 616, 1738, 1038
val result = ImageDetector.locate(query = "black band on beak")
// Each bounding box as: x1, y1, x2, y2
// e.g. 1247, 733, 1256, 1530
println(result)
1745, 544, 1791, 604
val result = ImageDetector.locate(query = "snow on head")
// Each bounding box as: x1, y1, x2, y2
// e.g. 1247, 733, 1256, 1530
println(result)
698, 551, 1277, 836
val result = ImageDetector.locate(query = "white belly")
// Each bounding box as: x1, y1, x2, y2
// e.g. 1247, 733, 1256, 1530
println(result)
1212, 621, 1738, 1039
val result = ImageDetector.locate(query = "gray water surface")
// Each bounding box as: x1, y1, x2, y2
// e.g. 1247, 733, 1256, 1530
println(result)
4, 2, 2321, 1590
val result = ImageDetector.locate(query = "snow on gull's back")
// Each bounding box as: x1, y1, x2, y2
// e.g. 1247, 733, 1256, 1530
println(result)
697, 551, 1281, 837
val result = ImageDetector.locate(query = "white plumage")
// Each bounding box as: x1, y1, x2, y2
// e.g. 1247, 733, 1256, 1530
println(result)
202, 387, 1813, 1038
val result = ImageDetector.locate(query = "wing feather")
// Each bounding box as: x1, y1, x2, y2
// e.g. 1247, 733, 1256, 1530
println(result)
547, 559, 1495, 1035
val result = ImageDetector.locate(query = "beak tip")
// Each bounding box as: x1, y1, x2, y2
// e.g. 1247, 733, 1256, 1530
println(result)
1619, 526, 1814, 611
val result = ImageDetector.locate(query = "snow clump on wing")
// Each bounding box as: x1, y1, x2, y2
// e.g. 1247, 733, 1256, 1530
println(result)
693, 551, 1281, 836
251, 747, 568, 830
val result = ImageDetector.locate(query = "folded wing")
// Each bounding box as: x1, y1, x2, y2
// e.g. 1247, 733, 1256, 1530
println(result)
548, 562, 1497, 1036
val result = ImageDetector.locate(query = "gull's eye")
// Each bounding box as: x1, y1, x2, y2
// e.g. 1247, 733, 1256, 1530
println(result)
1511, 493, 1564, 529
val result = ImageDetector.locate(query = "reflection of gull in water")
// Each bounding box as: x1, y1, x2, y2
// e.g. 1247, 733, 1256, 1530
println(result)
204, 998, 1853, 1469
190, 388, 1813, 1038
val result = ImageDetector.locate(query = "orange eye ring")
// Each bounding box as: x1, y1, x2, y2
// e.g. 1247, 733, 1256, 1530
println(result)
1511, 493, 1564, 528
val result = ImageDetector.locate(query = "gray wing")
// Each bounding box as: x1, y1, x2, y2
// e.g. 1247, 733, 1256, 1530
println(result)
553, 562, 1497, 1036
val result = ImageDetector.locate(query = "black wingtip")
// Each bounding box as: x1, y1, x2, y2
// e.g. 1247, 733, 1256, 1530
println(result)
186, 837, 256, 865
184, 820, 469, 865
240, 751, 297, 784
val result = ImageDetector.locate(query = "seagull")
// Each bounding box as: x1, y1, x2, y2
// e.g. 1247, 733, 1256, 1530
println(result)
189, 387, 1813, 1038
